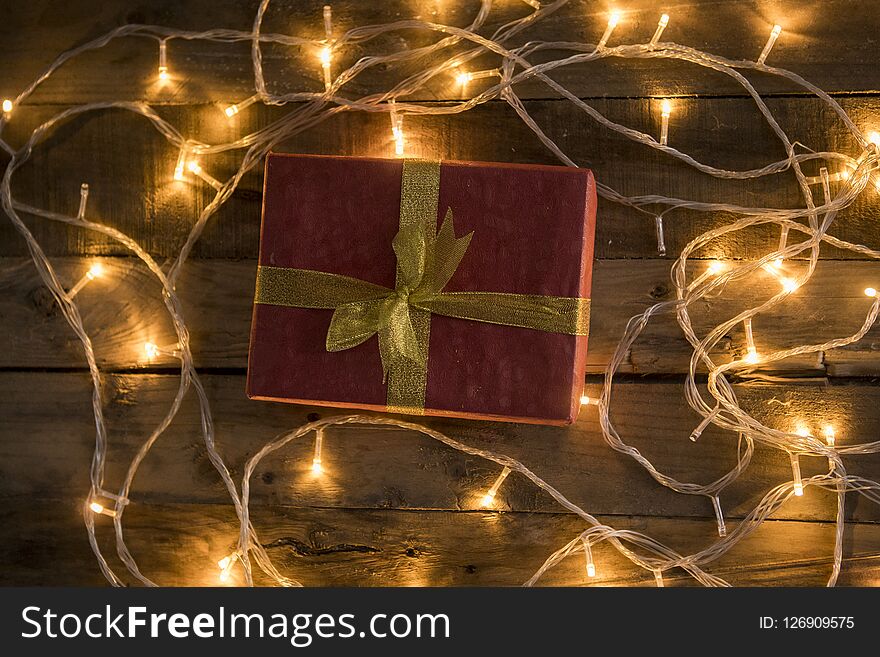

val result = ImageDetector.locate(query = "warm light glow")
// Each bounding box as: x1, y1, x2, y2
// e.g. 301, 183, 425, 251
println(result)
865, 287, 878, 297
708, 260, 725, 274
597, 11, 621, 49
319, 46, 332, 66
311, 460, 324, 475
868, 131, 880, 147
780, 277, 799, 293
480, 493, 495, 507
219, 569, 231, 583
217, 556, 232, 570
158, 68, 169, 81
89, 500, 116, 517
187, 160, 202, 174
659, 99, 672, 145
456, 71, 471, 86
89, 501, 104, 514
743, 349, 760, 364
790, 452, 804, 496
795, 426, 811, 438
586, 562, 596, 577
86, 263, 104, 280
793, 482, 804, 496
650, 14, 669, 46
224, 105, 239, 117
658, 14, 669, 28
580, 394, 592, 405
480, 466, 512, 508
661, 99, 672, 116
144, 342, 160, 359
173, 147, 188, 181
2, 99, 12, 114
822, 426, 836, 447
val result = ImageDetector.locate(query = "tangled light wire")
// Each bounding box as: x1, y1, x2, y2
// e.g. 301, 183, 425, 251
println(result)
2, 0, 880, 587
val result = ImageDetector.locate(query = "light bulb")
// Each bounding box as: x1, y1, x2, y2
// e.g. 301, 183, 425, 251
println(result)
480, 466, 512, 508
312, 428, 325, 475
650, 14, 670, 47
187, 160, 202, 174
597, 11, 621, 49
219, 569, 231, 583
158, 40, 169, 81
217, 556, 232, 570
743, 349, 760, 364
2, 99, 12, 114
780, 277, 799, 293
89, 501, 104, 514
822, 426, 836, 447
708, 260, 725, 274
89, 500, 116, 517
758, 24, 782, 65
790, 452, 804, 496
865, 287, 877, 297
868, 131, 880, 147
319, 47, 332, 66
456, 71, 471, 86
223, 94, 260, 119
659, 99, 672, 146
582, 538, 596, 578
87, 263, 104, 280
144, 342, 160, 359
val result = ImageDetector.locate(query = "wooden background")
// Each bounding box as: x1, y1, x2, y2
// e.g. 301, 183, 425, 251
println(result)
2, 0, 880, 586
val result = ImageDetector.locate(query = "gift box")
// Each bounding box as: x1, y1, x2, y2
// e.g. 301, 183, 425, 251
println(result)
247, 153, 596, 425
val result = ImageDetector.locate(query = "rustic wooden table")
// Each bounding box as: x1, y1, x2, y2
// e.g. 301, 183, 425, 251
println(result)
1, 0, 879, 586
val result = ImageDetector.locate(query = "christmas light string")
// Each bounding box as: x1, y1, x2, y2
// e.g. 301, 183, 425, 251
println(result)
1, 0, 879, 587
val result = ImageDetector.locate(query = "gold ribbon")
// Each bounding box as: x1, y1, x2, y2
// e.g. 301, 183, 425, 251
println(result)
255, 159, 590, 413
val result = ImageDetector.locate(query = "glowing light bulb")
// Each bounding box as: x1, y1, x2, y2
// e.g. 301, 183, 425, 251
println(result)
144, 342, 160, 359
158, 40, 169, 81
795, 426, 811, 438
780, 277, 799, 293
743, 349, 760, 365
708, 261, 724, 274
480, 466, 512, 508
67, 261, 106, 299
173, 147, 188, 182
597, 11, 621, 49
223, 93, 260, 119
319, 47, 333, 91
757, 24, 782, 65
580, 394, 598, 406
87, 263, 104, 280
659, 99, 672, 146
89, 500, 116, 517
2, 99, 12, 115
790, 452, 804, 496
582, 538, 596, 578
186, 160, 223, 191
456, 71, 471, 87
865, 287, 877, 297
219, 568, 231, 583
822, 426, 836, 447
650, 14, 669, 47
217, 555, 232, 570
311, 428, 325, 475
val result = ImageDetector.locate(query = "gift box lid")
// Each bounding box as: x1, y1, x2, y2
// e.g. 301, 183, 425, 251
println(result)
248, 153, 596, 425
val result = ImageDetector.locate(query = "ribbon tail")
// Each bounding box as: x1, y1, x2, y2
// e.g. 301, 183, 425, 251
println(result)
326, 300, 383, 352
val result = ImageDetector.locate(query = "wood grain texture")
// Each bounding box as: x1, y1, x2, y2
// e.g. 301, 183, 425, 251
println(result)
3, 257, 880, 375
2, 371, 880, 524
1, 502, 879, 586
2, 97, 879, 260
2, 0, 880, 104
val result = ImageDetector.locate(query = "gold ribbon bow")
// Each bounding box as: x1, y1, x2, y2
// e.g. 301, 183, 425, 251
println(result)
255, 159, 590, 414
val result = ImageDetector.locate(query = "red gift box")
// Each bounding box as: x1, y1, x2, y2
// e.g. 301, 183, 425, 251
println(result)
247, 154, 596, 425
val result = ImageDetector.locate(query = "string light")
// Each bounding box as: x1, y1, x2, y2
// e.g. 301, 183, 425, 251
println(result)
311, 428, 325, 475
187, 160, 224, 191
66, 262, 104, 300
143, 341, 180, 360
711, 495, 727, 537
659, 98, 672, 146
580, 393, 599, 406
389, 100, 405, 156
157, 40, 169, 81
173, 146, 189, 182
743, 317, 758, 364
319, 5, 334, 92
77, 183, 89, 220
1, 99, 12, 117
596, 11, 621, 49
89, 501, 117, 518
224, 93, 261, 118
581, 538, 596, 578
653, 570, 665, 587
5, 0, 880, 590
654, 215, 666, 255
865, 287, 878, 298
481, 466, 512, 508
822, 426, 836, 447
757, 24, 782, 65
650, 14, 669, 48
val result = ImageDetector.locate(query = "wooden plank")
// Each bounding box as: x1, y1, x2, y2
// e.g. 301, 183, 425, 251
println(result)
2, 0, 880, 104
2, 371, 879, 524
1, 502, 878, 586
3, 257, 880, 375
2, 97, 877, 260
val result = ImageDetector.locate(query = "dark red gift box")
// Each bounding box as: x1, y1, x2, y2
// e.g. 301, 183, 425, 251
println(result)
247, 153, 596, 425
